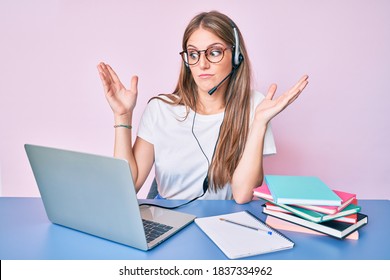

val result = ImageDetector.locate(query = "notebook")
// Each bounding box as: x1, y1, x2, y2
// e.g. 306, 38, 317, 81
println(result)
265, 215, 359, 240
264, 202, 361, 223
262, 204, 368, 239
24, 144, 196, 251
265, 175, 342, 206
195, 211, 294, 259
254, 183, 356, 214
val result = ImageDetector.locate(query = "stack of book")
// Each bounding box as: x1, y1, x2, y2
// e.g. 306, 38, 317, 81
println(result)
253, 175, 368, 239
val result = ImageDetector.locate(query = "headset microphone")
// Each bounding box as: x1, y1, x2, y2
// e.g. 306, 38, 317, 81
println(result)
208, 69, 235, 95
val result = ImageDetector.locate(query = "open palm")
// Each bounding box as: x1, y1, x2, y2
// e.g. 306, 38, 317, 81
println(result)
255, 75, 309, 125
97, 62, 138, 117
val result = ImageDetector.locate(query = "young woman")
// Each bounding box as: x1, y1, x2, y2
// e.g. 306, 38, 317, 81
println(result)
97, 11, 308, 204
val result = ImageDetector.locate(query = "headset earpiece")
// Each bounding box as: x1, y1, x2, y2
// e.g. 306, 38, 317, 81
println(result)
232, 24, 243, 68
182, 52, 189, 68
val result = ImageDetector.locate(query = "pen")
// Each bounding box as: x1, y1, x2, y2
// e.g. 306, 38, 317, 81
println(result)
219, 218, 272, 235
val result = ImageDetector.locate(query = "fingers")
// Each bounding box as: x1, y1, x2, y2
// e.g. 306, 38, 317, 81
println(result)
265, 83, 277, 100
296, 75, 309, 93
97, 63, 112, 94
266, 74, 309, 100
106, 64, 123, 87
97, 62, 113, 86
285, 75, 309, 104
265, 75, 309, 111
130, 75, 139, 93
99, 62, 117, 84
98, 71, 110, 94
298, 74, 309, 84
290, 75, 309, 96
299, 78, 309, 92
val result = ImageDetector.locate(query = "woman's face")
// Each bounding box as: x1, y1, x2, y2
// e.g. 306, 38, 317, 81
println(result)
186, 27, 233, 95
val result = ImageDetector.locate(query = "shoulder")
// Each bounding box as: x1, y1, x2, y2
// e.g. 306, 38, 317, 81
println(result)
139, 95, 181, 136
146, 94, 181, 110
144, 94, 188, 119
148, 93, 179, 104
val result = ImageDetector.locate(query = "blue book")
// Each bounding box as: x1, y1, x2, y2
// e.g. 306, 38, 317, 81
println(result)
264, 175, 342, 206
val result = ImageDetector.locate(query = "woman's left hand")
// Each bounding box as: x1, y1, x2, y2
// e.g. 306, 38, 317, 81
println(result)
255, 75, 309, 125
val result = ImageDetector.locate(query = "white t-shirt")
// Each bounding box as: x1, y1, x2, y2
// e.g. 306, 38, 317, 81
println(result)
137, 90, 276, 200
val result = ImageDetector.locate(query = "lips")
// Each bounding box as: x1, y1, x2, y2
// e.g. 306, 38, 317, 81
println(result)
198, 74, 214, 79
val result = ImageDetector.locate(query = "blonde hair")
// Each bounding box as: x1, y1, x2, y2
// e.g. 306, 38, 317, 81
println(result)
157, 11, 252, 191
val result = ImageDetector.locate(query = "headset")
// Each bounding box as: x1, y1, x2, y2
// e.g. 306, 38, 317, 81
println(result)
183, 22, 244, 95
207, 23, 243, 95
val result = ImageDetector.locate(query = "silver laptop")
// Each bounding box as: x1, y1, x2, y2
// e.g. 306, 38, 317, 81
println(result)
24, 144, 196, 251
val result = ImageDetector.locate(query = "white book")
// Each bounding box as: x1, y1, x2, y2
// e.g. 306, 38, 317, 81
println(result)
195, 211, 294, 259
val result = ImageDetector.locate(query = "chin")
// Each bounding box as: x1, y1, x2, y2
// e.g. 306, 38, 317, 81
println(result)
195, 82, 214, 93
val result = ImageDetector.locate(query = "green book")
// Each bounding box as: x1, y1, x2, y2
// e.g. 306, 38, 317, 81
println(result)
265, 175, 342, 206
265, 201, 361, 223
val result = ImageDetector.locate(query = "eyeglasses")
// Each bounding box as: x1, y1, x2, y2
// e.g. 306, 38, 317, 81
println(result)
180, 46, 232, 65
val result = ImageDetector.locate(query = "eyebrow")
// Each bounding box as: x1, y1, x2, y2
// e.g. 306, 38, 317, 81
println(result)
186, 42, 225, 50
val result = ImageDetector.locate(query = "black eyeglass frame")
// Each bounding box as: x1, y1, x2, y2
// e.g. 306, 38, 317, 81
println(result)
180, 46, 233, 66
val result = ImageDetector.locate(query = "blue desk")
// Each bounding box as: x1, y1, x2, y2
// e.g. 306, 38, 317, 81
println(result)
0, 198, 389, 260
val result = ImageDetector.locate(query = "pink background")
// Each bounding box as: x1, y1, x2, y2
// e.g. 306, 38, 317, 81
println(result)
0, 0, 389, 199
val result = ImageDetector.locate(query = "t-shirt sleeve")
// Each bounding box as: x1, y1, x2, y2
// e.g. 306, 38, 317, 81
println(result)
137, 100, 157, 144
263, 123, 277, 156
251, 91, 277, 156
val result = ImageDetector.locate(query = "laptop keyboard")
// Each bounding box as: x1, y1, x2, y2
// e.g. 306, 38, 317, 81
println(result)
142, 219, 173, 243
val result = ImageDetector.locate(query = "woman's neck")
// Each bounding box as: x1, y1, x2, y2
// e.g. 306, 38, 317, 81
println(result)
196, 92, 225, 115
195, 84, 228, 115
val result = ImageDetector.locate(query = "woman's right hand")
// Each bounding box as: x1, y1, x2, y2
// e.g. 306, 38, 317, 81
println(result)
97, 62, 138, 118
